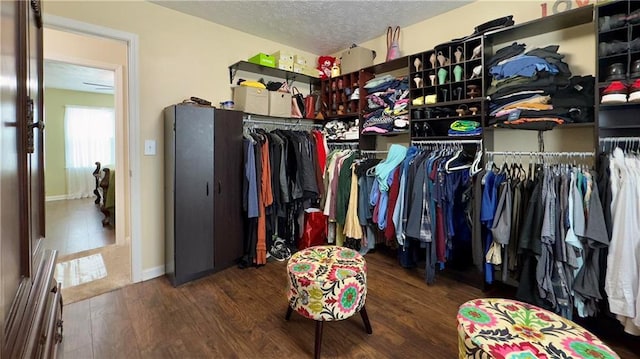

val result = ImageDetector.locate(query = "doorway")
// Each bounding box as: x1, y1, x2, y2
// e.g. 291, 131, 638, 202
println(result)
43, 60, 116, 255
43, 28, 132, 303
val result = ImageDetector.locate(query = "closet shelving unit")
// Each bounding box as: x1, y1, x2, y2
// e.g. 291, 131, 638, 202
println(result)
357, 56, 410, 150
481, 4, 596, 152
228, 60, 319, 91
596, 0, 640, 138
409, 36, 485, 140
227, 60, 323, 127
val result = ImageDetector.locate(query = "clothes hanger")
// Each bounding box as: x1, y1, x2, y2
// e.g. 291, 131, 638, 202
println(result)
470, 143, 483, 176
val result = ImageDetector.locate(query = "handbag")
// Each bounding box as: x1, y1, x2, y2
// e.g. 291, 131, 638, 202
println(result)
386, 26, 401, 61
291, 87, 305, 118
298, 208, 327, 250
304, 94, 316, 119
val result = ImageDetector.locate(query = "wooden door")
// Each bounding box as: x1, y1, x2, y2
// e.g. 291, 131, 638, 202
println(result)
1, 0, 45, 354
0, 1, 24, 345
174, 105, 214, 284
213, 110, 244, 271
23, 0, 45, 274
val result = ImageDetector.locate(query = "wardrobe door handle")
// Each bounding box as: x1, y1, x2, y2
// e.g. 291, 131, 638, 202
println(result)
206, 182, 209, 196
217, 181, 222, 194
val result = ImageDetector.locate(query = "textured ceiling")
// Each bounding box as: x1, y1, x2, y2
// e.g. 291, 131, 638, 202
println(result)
151, 1, 472, 55
44, 61, 114, 94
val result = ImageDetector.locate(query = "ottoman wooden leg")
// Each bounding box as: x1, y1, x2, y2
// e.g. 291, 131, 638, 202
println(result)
285, 305, 293, 321
360, 306, 373, 334
314, 321, 323, 359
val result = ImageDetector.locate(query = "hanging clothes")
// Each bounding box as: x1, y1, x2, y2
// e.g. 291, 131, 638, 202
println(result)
241, 126, 326, 267
479, 154, 612, 322
605, 147, 640, 335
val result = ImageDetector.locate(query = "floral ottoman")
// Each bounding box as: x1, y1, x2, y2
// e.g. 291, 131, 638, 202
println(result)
286, 245, 372, 359
457, 299, 619, 359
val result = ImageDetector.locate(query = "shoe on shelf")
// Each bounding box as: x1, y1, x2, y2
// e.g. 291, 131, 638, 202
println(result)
601, 81, 628, 104
630, 38, 640, 52
350, 87, 360, 100
631, 59, 640, 79
599, 40, 628, 56
628, 79, 640, 102
599, 13, 627, 31
605, 62, 626, 82
628, 9, 640, 25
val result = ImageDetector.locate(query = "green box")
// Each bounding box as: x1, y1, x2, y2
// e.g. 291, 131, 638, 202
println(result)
248, 53, 275, 68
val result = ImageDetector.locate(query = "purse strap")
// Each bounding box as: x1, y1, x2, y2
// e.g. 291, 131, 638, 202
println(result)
291, 86, 301, 96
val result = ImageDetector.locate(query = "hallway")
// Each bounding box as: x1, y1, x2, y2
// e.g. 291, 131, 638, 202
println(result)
43, 198, 115, 256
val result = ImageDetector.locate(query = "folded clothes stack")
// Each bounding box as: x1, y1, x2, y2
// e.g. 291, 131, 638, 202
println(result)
323, 120, 359, 140
361, 75, 410, 134
448, 120, 482, 137
487, 43, 594, 130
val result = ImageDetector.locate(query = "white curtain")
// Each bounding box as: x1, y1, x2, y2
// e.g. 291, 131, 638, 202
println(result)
64, 106, 115, 199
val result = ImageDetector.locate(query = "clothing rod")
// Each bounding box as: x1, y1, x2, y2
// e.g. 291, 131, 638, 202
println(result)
360, 150, 388, 154
411, 139, 482, 145
599, 137, 640, 142
485, 151, 594, 157
242, 118, 323, 128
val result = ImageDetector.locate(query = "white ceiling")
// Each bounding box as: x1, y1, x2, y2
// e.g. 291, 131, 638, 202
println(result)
44, 61, 114, 94
151, 1, 472, 55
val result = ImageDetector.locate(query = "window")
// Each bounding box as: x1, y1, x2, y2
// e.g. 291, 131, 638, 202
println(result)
64, 106, 115, 198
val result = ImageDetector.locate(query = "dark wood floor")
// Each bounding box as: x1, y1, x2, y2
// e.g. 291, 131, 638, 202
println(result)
60, 250, 640, 358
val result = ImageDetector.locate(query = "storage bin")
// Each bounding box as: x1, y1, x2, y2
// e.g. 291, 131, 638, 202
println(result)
248, 53, 275, 68
233, 86, 269, 115
293, 55, 307, 66
340, 46, 375, 74
271, 51, 294, 64
276, 60, 294, 71
268, 91, 292, 117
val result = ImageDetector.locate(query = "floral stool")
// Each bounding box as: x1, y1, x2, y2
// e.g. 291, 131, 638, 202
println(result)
286, 245, 372, 359
457, 298, 619, 359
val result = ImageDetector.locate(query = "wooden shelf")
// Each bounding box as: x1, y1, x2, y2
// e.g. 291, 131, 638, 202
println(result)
411, 135, 483, 141
229, 61, 319, 85
598, 52, 629, 61
363, 56, 409, 74
325, 112, 360, 120
412, 97, 484, 109
599, 102, 640, 109
598, 26, 628, 37
361, 130, 410, 137
326, 138, 359, 143
413, 114, 482, 122
486, 4, 594, 44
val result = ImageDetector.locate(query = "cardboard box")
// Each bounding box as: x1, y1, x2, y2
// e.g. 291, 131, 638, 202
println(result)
340, 46, 375, 74
277, 63, 293, 71
293, 64, 319, 78
293, 55, 307, 66
233, 86, 269, 115
248, 53, 275, 68
271, 51, 294, 63
268, 91, 292, 117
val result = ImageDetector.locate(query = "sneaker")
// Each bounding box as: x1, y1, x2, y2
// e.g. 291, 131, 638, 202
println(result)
269, 238, 291, 261
628, 79, 640, 102
599, 13, 627, 31
599, 40, 628, 56
601, 81, 628, 104
350, 88, 360, 100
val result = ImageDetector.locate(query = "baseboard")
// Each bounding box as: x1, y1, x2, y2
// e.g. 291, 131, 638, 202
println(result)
45, 195, 69, 202
142, 265, 165, 281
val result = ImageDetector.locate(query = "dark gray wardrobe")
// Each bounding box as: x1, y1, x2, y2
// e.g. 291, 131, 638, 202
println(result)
164, 104, 244, 286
